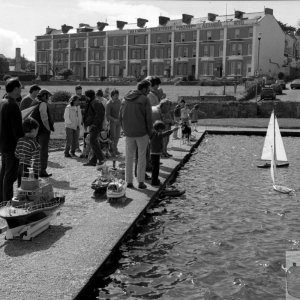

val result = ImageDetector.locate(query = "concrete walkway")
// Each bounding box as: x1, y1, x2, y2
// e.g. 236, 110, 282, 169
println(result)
1, 122, 300, 300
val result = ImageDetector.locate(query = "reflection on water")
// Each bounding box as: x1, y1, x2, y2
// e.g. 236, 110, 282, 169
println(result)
98, 135, 300, 300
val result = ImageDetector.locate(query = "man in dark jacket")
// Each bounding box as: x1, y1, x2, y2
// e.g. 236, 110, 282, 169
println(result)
19, 84, 41, 111
0, 78, 24, 202
83, 89, 105, 166
120, 80, 152, 189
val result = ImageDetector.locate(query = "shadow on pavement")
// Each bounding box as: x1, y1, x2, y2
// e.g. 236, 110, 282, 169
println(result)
49, 178, 77, 190
3, 225, 72, 257
48, 161, 64, 169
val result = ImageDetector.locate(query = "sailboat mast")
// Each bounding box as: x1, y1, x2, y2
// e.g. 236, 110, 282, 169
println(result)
273, 111, 277, 163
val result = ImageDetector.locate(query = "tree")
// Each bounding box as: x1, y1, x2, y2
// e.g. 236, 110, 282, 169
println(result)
278, 72, 285, 79
278, 21, 296, 34
0, 56, 9, 74
58, 68, 73, 79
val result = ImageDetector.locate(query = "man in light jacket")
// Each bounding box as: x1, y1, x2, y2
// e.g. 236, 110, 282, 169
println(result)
63, 95, 82, 158
119, 80, 152, 189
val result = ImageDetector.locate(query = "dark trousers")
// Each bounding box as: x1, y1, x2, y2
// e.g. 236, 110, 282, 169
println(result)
89, 127, 104, 164
17, 163, 39, 187
0, 152, 19, 202
37, 131, 50, 174
65, 128, 77, 154
151, 154, 160, 184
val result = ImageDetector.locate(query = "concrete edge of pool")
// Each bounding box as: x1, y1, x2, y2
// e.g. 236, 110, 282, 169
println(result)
0, 126, 300, 300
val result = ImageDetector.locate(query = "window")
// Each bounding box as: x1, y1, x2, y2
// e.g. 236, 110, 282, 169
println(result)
192, 46, 196, 57
183, 47, 188, 57
247, 44, 252, 55
203, 62, 213, 75
249, 27, 253, 37
230, 61, 235, 74
134, 36, 138, 44
122, 50, 126, 60
236, 62, 242, 75
157, 35, 161, 43
145, 35, 148, 44
75, 40, 79, 48
231, 44, 236, 55
219, 45, 223, 57
235, 29, 240, 38
178, 46, 182, 57
193, 31, 197, 41
143, 49, 148, 59
95, 52, 100, 60
203, 45, 209, 56
220, 29, 224, 40
207, 31, 212, 40
83, 39, 87, 48
237, 44, 242, 55
168, 33, 172, 42
209, 45, 214, 57
181, 32, 185, 42
167, 47, 171, 58
93, 38, 98, 47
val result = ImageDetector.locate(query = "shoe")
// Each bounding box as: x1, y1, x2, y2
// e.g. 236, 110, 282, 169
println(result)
65, 153, 72, 158
97, 161, 105, 167
39, 172, 52, 178
83, 162, 96, 166
145, 173, 151, 180
138, 182, 147, 189
127, 183, 134, 188
76, 148, 82, 153
166, 153, 173, 157
115, 150, 122, 155
79, 154, 87, 158
70, 152, 78, 157
151, 180, 161, 186
161, 154, 168, 158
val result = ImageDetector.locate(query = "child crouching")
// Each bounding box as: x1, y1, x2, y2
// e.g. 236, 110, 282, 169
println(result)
15, 118, 40, 187
150, 120, 178, 186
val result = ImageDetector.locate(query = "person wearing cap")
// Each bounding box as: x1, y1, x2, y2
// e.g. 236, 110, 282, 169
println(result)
2, 75, 22, 105
19, 84, 41, 111
30, 89, 54, 177
0, 78, 24, 203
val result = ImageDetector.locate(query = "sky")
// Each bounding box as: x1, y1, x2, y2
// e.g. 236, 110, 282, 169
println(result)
1, 0, 300, 61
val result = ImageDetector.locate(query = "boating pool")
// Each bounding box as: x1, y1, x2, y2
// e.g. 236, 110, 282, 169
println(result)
96, 135, 300, 299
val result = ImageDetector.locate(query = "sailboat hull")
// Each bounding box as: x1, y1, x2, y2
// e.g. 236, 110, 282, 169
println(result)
273, 185, 294, 194
257, 161, 289, 168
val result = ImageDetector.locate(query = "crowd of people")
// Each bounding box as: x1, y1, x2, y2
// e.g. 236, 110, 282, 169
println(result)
0, 75, 205, 203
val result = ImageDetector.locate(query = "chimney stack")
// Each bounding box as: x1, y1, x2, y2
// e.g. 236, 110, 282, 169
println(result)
97, 22, 108, 31
159, 16, 170, 26
182, 14, 193, 24
207, 13, 218, 22
116, 20, 128, 30
15, 48, 21, 72
137, 18, 148, 28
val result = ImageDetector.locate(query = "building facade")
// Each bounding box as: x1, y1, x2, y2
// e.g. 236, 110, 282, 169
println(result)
35, 8, 290, 81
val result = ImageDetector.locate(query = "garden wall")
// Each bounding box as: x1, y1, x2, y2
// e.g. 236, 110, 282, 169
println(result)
49, 98, 300, 123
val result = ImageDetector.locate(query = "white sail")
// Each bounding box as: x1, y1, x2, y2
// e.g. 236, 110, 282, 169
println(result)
270, 146, 276, 185
261, 111, 288, 163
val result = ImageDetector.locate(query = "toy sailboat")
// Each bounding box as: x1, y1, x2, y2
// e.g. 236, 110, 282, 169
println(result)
0, 165, 65, 240
257, 110, 289, 168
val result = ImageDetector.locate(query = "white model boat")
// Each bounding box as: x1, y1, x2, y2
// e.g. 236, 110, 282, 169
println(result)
266, 111, 294, 194
106, 179, 127, 200
0, 166, 65, 240
257, 110, 289, 168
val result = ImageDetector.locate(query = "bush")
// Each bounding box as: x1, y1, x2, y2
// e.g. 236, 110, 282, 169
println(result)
51, 90, 72, 103
239, 82, 262, 101
40, 74, 52, 81
278, 72, 285, 80
58, 68, 73, 79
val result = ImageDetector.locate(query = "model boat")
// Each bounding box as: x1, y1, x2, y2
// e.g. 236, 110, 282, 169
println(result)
107, 179, 127, 200
0, 166, 65, 240
257, 110, 289, 168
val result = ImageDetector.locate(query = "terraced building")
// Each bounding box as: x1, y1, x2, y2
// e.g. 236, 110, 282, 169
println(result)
35, 8, 296, 81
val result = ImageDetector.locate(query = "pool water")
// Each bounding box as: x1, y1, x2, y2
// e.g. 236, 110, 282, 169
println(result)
97, 135, 300, 300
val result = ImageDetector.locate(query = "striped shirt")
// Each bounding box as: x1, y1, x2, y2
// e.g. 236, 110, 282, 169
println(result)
15, 137, 40, 171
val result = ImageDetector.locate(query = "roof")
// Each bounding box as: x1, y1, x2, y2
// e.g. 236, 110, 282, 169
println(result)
41, 11, 265, 36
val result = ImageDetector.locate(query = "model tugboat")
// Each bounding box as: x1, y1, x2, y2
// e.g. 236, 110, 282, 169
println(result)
92, 161, 125, 194
0, 165, 65, 240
